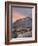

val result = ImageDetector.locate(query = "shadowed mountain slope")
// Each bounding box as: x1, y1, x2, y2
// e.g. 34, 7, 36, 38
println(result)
11, 17, 32, 38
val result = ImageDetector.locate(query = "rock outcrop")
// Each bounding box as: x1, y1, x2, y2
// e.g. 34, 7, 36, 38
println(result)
11, 17, 32, 38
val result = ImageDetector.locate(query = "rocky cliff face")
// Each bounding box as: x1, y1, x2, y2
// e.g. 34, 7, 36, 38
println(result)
11, 17, 32, 38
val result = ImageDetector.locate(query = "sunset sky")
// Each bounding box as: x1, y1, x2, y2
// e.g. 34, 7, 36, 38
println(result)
12, 7, 32, 23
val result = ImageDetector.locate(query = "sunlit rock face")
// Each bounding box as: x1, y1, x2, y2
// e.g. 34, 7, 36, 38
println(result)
11, 17, 32, 38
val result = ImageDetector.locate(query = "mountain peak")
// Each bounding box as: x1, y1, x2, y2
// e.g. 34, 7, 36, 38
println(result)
13, 17, 32, 28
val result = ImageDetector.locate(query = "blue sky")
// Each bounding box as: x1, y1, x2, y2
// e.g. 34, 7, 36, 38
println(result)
13, 7, 32, 17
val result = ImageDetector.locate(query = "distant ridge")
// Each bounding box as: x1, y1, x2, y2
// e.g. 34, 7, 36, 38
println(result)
13, 17, 32, 28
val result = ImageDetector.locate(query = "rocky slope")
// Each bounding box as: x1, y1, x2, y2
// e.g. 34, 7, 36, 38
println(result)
11, 17, 32, 38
